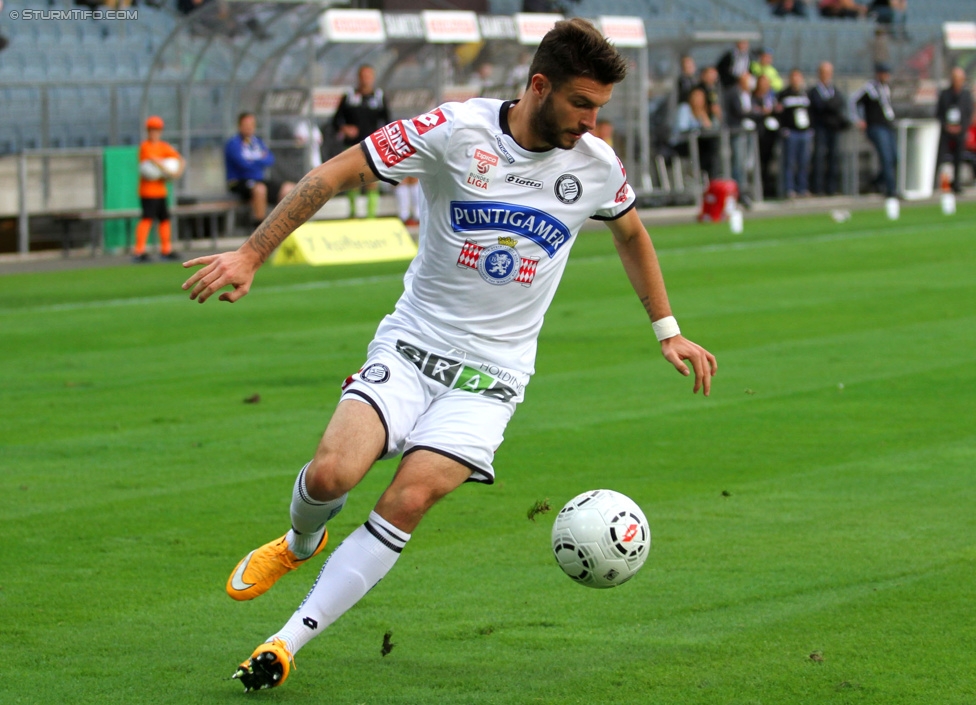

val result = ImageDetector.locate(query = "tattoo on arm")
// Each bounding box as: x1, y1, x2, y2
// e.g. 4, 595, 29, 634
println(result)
639, 295, 653, 317
245, 173, 334, 262
358, 171, 366, 185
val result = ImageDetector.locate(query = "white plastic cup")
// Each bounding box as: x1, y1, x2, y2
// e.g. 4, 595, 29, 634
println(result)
941, 192, 956, 216
729, 208, 744, 234
885, 197, 900, 221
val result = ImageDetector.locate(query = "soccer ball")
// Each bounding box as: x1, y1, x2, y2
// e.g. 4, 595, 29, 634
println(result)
139, 158, 180, 180
551, 489, 650, 588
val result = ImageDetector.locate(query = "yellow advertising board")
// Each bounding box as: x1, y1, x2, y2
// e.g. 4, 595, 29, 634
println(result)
272, 218, 417, 266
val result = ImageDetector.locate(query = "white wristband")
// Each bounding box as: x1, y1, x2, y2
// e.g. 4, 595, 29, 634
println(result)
652, 315, 680, 342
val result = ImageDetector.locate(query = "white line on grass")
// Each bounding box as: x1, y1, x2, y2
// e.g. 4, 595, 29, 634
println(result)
3, 218, 973, 315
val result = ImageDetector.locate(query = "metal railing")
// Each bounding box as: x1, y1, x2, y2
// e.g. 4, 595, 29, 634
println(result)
15, 148, 105, 255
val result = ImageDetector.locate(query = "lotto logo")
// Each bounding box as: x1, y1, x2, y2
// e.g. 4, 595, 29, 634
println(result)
412, 109, 446, 135
622, 524, 638, 542
615, 182, 629, 204
370, 121, 416, 167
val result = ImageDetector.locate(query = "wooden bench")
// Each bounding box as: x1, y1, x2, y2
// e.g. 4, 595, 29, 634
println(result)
50, 199, 240, 256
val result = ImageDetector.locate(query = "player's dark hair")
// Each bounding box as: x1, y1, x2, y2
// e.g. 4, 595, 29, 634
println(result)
237, 111, 255, 125
528, 18, 628, 90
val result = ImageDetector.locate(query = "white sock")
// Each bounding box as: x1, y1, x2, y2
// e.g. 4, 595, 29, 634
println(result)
286, 463, 347, 559
274, 511, 410, 655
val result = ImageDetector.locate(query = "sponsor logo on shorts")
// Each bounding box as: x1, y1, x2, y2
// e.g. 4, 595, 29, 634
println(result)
450, 201, 571, 258
395, 340, 522, 402
412, 108, 446, 135
505, 174, 543, 190
370, 121, 415, 167
456, 237, 538, 287
360, 363, 391, 384
554, 174, 582, 204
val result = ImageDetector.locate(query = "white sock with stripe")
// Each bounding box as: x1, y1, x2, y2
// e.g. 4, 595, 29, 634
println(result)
274, 511, 410, 655
285, 463, 347, 559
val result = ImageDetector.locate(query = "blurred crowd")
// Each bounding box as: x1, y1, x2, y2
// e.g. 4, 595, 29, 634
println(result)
666, 40, 975, 203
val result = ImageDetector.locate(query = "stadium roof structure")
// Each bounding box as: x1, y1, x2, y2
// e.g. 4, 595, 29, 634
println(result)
139, 5, 660, 192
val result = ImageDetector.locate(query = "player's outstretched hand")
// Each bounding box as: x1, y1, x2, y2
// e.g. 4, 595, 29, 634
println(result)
181, 250, 260, 304
661, 335, 717, 396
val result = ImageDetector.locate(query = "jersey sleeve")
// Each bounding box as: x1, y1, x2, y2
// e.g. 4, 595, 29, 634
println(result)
360, 103, 456, 185
591, 154, 636, 221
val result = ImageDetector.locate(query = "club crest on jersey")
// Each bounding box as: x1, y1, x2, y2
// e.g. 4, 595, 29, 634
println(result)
457, 237, 538, 287
466, 149, 499, 191
554, 174, 582, 204
451, 201, 571, 258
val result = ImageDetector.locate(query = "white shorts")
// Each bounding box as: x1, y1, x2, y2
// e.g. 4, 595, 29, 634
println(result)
339, 326, 528, 484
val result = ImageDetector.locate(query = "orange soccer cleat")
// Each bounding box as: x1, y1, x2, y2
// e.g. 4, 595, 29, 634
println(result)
232, 638, 294, 692
226, 531, 328, 601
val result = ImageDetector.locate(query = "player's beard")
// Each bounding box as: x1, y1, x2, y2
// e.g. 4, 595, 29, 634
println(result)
532, 93, 578, 151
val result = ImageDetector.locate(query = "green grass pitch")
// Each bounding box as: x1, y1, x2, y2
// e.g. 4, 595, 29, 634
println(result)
1, 202, 975, 704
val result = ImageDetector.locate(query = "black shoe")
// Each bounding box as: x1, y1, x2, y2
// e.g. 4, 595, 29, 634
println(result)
160, 251, 181, 261
132, 253, 151, 263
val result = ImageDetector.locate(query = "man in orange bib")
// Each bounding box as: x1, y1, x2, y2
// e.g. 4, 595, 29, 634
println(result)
135, 116, 184, 262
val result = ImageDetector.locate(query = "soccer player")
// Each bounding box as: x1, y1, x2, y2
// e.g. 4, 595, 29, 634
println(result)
134, 116, 184, 262
183, 18, 717, 692
332, 64, 390, 218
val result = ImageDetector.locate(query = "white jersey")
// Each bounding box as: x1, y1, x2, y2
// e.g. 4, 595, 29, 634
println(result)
362, 98, 636, 374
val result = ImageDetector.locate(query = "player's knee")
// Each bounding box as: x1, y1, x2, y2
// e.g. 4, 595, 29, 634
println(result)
385, 482, 444, 524
304, 454, 356, 500
252, 182, 267, 198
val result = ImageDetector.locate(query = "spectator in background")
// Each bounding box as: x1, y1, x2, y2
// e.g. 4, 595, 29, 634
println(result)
467, 62, 496, 92
724, 72, 757, 204
332, 64, 390, 219
772, 0, 808, 17
809, 61, 850, 195
751, 48, 784, 93
935, 67, 973, 194
751, 75, 781, 198
135, 116, 184, 263
672, 87, 719, 178
777, 69, 813, 198
852, 62, 898, 198
676, 55, 698, 105
869, 0, 907, 38
293, 118, 324, 171
965, 114, 976, 169
717, 40, 753, 90
819, 0, 867, 18
696, 66, 724, 124
594, 119, 615, 149
0, 0, 8, 55
226, 112, 295, 224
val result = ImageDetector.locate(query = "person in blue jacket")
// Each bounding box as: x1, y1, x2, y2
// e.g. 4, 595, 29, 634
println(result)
225, 112, 295, 224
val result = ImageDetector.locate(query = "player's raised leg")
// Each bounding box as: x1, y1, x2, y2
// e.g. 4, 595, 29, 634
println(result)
226, 399, 386, 601
233, 450, 470, 691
